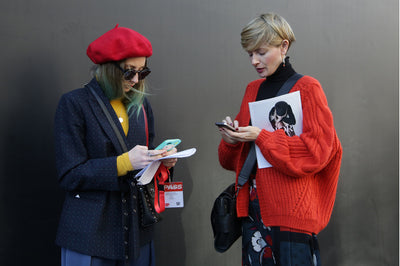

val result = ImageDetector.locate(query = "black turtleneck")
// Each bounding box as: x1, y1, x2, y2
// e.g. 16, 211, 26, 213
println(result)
256, 57, 296, 101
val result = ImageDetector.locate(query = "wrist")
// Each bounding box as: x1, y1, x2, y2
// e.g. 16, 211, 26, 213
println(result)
255, 127, 262, 137
223, 137, 239, 145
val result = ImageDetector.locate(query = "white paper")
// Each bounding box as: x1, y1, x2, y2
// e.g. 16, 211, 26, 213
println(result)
136, 161, 161, 185
249, 91, 303, 168
135, 148, 196, 185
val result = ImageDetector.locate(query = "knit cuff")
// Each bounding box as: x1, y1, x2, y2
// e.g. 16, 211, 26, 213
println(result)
255, 129, 289, 167
117, 152, 134, 176
221, 139, 241, 150
218, 139, 242, 171
255, 129, 274, 148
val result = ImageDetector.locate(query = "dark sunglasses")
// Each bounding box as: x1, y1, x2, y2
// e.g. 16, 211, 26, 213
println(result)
115, 64, 151, 81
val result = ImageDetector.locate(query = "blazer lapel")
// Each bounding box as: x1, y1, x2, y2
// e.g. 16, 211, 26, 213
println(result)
126, 104, 148, 148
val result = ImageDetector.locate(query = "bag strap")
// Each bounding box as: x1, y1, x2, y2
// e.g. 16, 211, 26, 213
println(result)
88, 85, 128, 152
87, 85, 149, 153
237, 73, 304, 189
237, 143, 256, 187
277, 73, 303, 96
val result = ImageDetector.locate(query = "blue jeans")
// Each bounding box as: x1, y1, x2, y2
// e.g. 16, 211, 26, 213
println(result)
61, 241, 155, 266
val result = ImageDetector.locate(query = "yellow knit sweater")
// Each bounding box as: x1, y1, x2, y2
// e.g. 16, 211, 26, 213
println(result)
110, 99, 133, 176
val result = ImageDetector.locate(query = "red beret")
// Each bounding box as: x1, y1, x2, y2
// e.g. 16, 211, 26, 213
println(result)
87, 24, 152, 64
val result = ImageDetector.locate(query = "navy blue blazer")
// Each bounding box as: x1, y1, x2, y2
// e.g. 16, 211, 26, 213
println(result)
54, 78, 155, 260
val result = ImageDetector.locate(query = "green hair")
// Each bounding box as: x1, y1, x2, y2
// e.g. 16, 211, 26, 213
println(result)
93, 61, 148, 116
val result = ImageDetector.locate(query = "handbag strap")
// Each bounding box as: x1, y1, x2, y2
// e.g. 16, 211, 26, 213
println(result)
237, 73, 304, 189
87, 85, 149, 153
237, 143, 256, 187
88, 85, 128, 152
277, 73, 303, 96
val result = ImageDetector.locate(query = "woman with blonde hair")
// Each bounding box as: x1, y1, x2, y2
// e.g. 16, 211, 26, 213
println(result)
218, 13, 342, 265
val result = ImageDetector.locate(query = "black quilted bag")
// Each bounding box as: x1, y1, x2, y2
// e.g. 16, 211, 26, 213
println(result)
137, 182, 162, 227
211, 183, 242, 252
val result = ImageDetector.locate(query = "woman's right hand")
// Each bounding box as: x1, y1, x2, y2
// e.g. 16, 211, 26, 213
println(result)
128, 145, 164, 170
218, 116, 261, 144
218, 116, 239, 144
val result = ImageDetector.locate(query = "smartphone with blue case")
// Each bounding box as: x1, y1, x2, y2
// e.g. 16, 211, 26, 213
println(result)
155, 139, 181, 151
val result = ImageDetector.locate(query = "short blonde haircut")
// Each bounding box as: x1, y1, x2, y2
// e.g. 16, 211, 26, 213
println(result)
241, 13, 296, 52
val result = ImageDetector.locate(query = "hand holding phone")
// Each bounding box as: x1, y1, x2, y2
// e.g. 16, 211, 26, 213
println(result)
215, 122, 236, 131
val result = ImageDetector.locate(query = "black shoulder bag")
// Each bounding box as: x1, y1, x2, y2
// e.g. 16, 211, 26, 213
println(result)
88, 85, 161, 228
211, 73, 303, 253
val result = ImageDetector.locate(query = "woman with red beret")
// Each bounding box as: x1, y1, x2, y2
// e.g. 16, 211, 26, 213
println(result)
54, 25, 177, 266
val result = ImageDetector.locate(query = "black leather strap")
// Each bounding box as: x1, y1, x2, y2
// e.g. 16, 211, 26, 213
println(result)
237, 73, 304, 188
87, 85, 128, 153
277, 73, 303, 96
237, 143, 256, 187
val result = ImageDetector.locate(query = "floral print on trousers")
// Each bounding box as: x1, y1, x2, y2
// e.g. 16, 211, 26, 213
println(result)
242, 180, 321, 266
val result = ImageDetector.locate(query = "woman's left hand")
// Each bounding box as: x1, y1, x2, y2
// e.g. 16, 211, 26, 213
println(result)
223, 126, 262, 142
160, 146, 178, 168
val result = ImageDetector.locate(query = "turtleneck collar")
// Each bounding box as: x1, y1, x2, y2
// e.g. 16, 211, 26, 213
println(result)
266, 57, 296, 82
256, 57, 297, 101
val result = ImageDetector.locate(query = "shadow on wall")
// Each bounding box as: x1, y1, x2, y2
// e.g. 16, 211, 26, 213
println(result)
154, 159, 193, 266
317, 202, 341, 265
0, 50, 64, 265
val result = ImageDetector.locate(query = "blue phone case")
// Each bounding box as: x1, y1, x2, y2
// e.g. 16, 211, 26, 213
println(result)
155, 139, 181, 150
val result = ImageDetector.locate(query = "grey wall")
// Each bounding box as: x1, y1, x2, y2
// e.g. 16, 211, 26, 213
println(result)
0, 0, 398, 265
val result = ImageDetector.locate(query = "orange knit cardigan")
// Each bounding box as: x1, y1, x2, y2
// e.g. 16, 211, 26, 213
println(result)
218, 76, 342, 234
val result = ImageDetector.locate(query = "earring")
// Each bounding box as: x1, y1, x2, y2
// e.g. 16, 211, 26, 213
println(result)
282, 55, 286, 67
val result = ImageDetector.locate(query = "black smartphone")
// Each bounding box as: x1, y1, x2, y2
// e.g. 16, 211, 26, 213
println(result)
215, 122, 236, 131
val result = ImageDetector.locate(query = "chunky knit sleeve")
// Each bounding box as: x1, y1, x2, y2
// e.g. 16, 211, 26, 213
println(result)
218, 79, 263, 172
255, 76, 339, 177
218, 141, 242, 171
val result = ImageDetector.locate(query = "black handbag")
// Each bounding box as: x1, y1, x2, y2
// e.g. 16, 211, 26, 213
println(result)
137, 181, 162, 227
211, 73, 304, 252
88, 85, 161, 228
211, 183, 242, 252
211, 144, 256, 252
